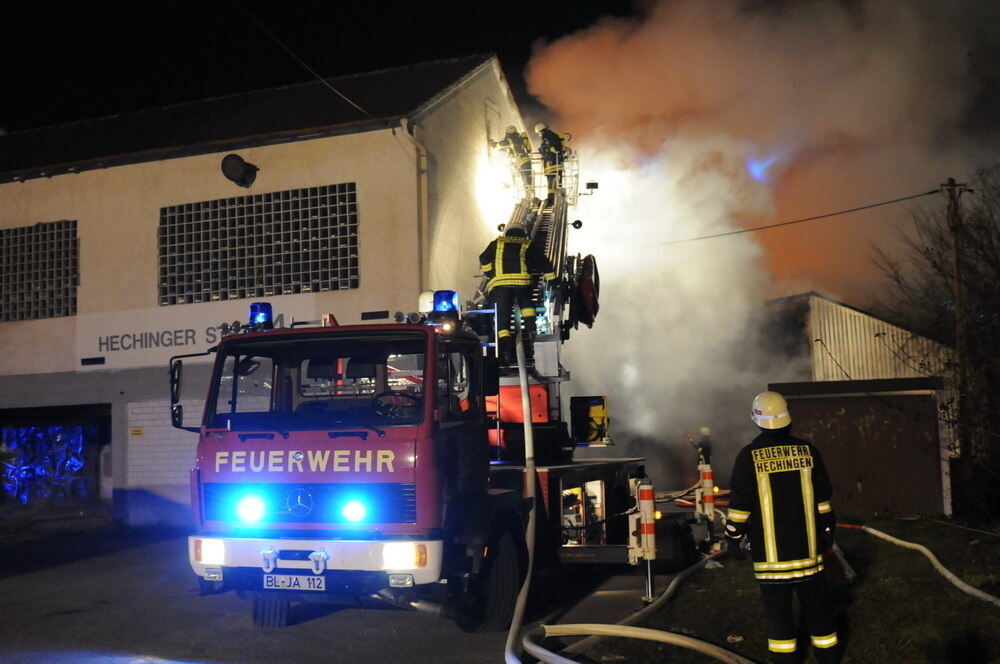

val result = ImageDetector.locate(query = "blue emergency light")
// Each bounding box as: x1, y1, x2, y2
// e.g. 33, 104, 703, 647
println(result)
433, 290, 459, 313
236, 495, 267, 524
341, 499, 368, 523
249, 302, 274, 330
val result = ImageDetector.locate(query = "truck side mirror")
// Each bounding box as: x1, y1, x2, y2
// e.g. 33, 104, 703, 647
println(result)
170, 359, 183, 404
169, 352, 210, 432
482, 355, 499, 396
171, 403, 184, 429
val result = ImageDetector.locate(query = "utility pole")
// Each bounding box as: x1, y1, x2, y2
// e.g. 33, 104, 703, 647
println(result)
942, 177, 972, 464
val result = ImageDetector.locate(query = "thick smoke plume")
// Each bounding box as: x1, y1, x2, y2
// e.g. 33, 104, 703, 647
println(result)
525, 0, 996, 484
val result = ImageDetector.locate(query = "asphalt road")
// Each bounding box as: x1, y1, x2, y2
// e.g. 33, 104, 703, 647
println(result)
0, 527, 668, 664
0, 532, 512, 664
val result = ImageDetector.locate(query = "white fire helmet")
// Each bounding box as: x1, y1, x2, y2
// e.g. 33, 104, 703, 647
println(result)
751, 391, 791, 429
699, 426, 711, 437
534, 122, 548, 134
506, 125, 518, 134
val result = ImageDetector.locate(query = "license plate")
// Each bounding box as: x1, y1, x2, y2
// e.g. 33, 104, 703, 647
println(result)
263, 573, 326, 591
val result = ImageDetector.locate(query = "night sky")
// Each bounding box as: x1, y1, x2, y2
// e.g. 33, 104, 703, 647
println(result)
0, 0, 635, 133
5, 0, 1000, 305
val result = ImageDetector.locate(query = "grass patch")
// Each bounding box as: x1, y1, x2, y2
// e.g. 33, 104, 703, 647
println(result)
588, 518, 1000, 663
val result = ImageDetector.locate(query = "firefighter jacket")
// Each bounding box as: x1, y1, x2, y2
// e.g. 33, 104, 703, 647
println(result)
479, 234, 555, 293
496, 131, 532, 167
725, 429, 836, 583
538, 128, 565, 165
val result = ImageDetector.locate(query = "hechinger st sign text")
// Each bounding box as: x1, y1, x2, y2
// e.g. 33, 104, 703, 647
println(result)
75, 295, 319, 370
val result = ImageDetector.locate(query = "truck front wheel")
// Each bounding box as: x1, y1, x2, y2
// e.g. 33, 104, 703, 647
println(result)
457, 529, 523, 633
252, 597, 291, 628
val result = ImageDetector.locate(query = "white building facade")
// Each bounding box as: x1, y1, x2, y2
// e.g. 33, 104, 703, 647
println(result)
0, 55, 526, 524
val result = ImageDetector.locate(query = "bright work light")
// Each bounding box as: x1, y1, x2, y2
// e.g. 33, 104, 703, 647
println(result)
341, 499, 367, 522
236, 495, 266, 524
248, 302, 274, 329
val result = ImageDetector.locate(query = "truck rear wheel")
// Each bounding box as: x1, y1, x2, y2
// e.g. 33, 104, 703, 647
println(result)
457, 529, 522, 633
252, 597, 290, 628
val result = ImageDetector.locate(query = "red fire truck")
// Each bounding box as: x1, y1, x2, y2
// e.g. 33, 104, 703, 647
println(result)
170, 179, 693, 629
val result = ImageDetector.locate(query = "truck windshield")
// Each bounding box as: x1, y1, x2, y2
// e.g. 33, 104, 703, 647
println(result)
206, 332, 426, 430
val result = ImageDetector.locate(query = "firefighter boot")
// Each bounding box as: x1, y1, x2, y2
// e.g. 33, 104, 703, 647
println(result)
522, 327, 536, 365
499, 336, 515, 365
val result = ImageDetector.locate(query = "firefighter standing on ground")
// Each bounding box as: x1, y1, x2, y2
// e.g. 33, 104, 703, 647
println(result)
535, 122, 566, 201
725, 391, 842, 664
491, 125, 533, 193
479, 226, 555, 363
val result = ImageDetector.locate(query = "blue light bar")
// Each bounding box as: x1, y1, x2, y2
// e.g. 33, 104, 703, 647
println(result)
249, 302, 273, 329
433, 290, 459, 313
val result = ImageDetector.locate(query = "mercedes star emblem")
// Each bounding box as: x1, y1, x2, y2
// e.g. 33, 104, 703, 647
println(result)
286, 488, 314, 517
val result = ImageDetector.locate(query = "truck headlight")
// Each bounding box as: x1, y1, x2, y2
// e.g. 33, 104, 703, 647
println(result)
383, 542, 428, 570
195, 538, 226, 566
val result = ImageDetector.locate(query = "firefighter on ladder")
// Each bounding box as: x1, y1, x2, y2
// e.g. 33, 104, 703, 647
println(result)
479, 225, 555, 364
491, 125, 533, 193
534, 122, 566, 202
725, 391, 842, 664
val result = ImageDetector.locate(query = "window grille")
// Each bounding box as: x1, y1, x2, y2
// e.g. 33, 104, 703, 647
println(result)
158, 183, 359, 306
0, 220, 78, 322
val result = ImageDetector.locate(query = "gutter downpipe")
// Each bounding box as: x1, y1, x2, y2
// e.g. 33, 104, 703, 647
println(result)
399, 118, 431, 292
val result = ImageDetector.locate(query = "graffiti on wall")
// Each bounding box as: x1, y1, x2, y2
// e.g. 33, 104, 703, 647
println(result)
1, 426, 92, 506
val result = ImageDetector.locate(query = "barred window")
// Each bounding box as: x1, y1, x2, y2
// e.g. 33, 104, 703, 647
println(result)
0, 220, 78, 322
158, 183, 359, 306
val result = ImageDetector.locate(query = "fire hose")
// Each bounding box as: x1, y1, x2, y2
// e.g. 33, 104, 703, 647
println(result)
503, 331, 538, 664
840, 523, 1000, 608
503, 332, 753, 664
521, 551, 754, 664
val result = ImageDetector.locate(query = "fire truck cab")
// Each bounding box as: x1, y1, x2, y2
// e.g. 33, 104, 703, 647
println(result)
173, 302, 537, 628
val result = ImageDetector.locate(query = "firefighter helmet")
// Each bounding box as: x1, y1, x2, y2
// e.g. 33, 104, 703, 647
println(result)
751, 391, 791, 429
505, 225, 526, 237
700, 426, 711, 436
534, 122, 548, 134
506, 125, 518, 135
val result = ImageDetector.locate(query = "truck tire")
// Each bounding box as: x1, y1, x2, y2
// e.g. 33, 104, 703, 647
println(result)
458, 530, 522, 633
252, 597, 290, 628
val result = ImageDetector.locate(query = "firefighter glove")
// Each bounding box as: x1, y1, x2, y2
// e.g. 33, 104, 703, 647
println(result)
819, 526, 835, 552
725, 537, 746, 560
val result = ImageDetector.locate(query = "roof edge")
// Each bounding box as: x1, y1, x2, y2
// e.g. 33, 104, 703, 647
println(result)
409, 54, 498, 122
0, 116, 404, 185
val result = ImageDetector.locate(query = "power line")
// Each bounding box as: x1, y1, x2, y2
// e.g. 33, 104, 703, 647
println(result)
231, 0, 372, 118
814, 337, 853, 381
660, 189, 940, 246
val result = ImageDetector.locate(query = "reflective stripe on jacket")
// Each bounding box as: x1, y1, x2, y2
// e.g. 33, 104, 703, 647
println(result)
479, 235, 555, 293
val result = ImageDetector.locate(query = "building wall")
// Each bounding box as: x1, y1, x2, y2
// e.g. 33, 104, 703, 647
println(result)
0, 61, 528, 525
415, 58, 526, 298
784, 390, 947, 517
807, 295, 950, 382
0, 127, 423, 525
0, 128, 421, 377
802, 296, 955, 514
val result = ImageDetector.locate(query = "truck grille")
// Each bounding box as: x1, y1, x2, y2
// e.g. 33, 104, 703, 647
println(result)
202, 482, 416, 524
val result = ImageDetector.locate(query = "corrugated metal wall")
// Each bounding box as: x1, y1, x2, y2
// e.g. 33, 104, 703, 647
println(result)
807, 295, 950, 382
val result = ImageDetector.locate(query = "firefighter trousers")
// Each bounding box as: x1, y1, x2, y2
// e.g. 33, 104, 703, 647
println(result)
759, 576, 841, 664
491, 285, 536, 360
